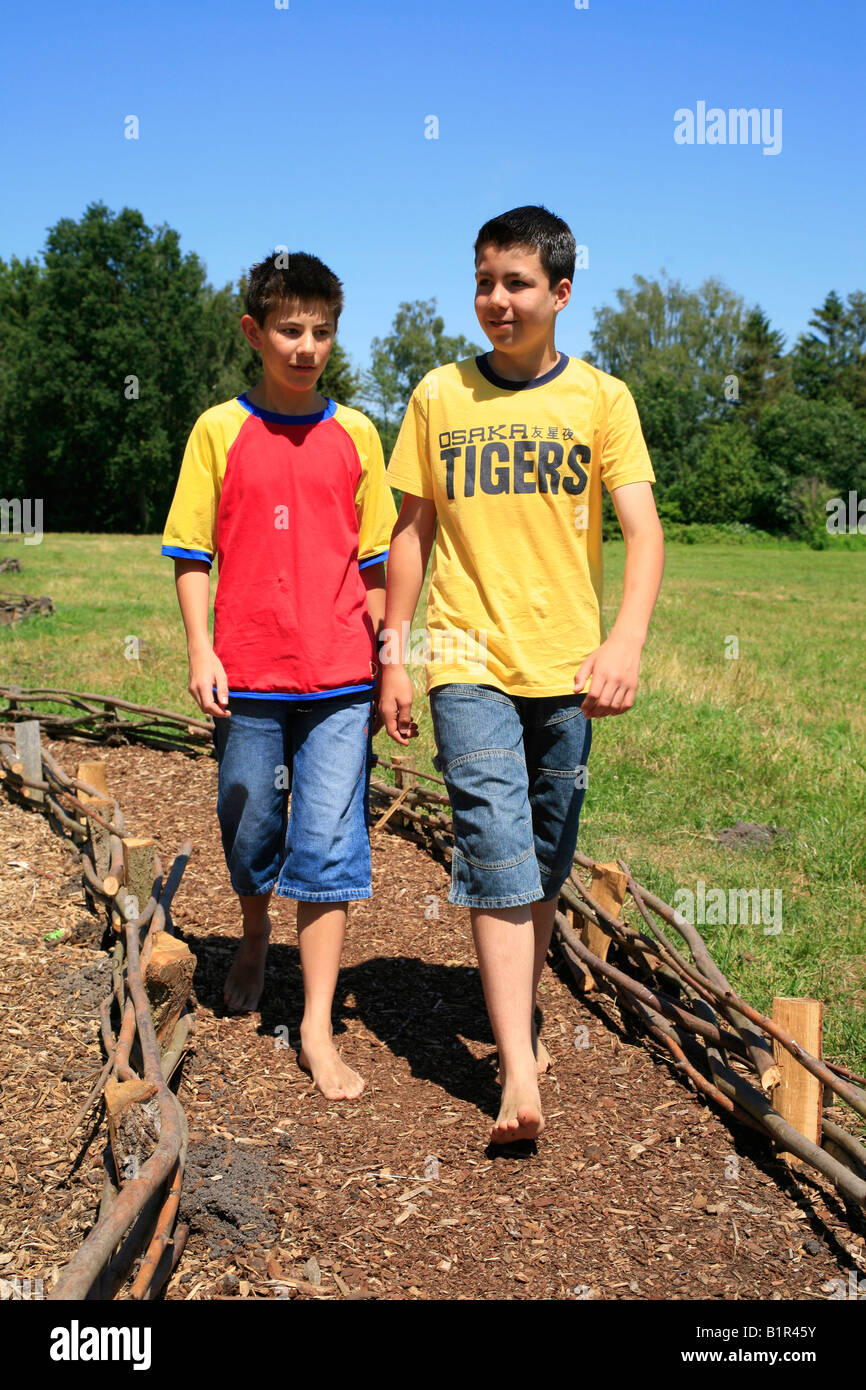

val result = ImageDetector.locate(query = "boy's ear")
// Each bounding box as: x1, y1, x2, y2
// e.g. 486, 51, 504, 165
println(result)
240, 313, 263, 350
553, 278, 572, 313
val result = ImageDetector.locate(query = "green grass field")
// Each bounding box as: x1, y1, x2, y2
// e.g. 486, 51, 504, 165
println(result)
2, 532, 864, 1074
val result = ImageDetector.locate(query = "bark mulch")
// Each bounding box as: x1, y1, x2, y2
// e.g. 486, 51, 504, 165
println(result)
1, 736, 864, 1302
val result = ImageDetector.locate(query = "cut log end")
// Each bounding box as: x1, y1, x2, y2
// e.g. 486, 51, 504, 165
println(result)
145, 932, 195, 1043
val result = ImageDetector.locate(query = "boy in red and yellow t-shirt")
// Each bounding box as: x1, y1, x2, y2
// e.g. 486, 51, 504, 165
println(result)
163, 251, 396, 1100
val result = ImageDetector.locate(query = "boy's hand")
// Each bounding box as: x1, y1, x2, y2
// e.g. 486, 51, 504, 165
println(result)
370, 663, 385, 736
574, 635, 642, 718
379, 664, 419, 744
188, 645, 231, 718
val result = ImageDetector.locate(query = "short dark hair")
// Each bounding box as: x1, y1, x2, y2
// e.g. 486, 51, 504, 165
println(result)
474, 205, 576, 286
245, 250, 344, 327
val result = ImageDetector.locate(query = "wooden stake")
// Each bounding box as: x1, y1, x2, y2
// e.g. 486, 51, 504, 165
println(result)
392, 756, 415, 830
575, 862, 628, 992
122, 837, 156, 920
86, 797, 116, 879
15, 719, 43, 804
145, 932, 195, 1044
570, 905, 595, 990
772, 996, 823, 1169
76, 760, 109, 803
104, 1078, 159, 1186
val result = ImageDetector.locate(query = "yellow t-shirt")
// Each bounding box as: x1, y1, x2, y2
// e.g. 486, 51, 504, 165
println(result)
386, 352, 655, 697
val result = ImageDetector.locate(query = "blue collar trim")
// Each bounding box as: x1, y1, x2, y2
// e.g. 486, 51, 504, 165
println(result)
475, 352, 569, 391
238, 393, 336, 425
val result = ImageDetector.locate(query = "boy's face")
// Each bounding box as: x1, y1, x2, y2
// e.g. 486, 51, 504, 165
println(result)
241, 300, 336, 392
474, 243, 570, 357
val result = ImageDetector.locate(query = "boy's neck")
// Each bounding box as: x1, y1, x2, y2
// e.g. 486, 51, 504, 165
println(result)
245, 378, 327, 417
486, 339, 561, 383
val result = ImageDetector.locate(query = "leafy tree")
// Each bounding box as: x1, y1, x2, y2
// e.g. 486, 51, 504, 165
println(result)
628, 364, 704, 495
788, 476, 838, 549
0, 205, 342, 531
753, 394, 866, 530
672, 421, 760, 525
732, 307, 790, 426
364, 299, 481, 456
587, 271, 747, 429
790, 290, 866, 414
0, 256, 42, 497
0, 203, 260, 530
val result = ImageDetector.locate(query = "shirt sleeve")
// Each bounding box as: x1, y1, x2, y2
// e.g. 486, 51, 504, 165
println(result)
161, 413, 220, 566
355, 419, 398, 568
599, 383, 656, 494
385, 386, 434, 499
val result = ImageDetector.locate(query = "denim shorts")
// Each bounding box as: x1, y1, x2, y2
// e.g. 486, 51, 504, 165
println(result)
212, 690, 374, 902
429, 683, 592, 909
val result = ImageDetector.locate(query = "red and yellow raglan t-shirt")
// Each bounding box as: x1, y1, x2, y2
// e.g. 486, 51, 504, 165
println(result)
386, 353, 655, 698
162, 394, 397, 698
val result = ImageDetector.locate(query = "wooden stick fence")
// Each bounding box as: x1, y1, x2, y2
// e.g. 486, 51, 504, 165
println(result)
0, 686, 212, 754
2, 685, 865, 1279
366, 756, 866, 1215
0, 718, 196, 1300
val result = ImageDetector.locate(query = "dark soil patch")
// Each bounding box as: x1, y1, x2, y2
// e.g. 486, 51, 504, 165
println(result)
180, 1138, 280, 1254
715, 821, 787, 850
57, 958, 113, 1014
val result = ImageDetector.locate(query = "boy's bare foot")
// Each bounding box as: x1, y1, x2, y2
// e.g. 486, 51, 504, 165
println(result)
298, 1028, 366, 1100
497, 1029, 551, 1083
224, 916, 271, 1012
532, 1023, 552, 1074
491, 1072, 545, 1145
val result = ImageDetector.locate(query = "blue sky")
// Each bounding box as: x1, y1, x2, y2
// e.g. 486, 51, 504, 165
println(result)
1, 0, 862, 375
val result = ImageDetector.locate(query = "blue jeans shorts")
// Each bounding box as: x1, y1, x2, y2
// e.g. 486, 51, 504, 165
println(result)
212, 690, 374, 902
429, 683, 592, 909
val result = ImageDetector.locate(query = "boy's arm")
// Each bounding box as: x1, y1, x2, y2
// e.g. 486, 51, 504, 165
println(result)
574, 480, 664, 718
174, 558, 231, 718
361, 561, 386, 732
379, 493, 438, 743
361, 560, 386, 637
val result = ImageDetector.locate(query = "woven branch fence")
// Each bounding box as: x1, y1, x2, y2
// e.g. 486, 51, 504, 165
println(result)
0, 714, 195, 1300
1, 683, 864, 1298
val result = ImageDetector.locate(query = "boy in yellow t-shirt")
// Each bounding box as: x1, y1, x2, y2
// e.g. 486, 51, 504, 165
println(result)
380, 205, 664, 1147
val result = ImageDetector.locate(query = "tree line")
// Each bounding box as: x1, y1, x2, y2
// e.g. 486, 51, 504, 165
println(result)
0, 202, 863, 542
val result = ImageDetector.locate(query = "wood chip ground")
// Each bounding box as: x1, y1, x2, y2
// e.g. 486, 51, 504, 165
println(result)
1, 737, 864, 1301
